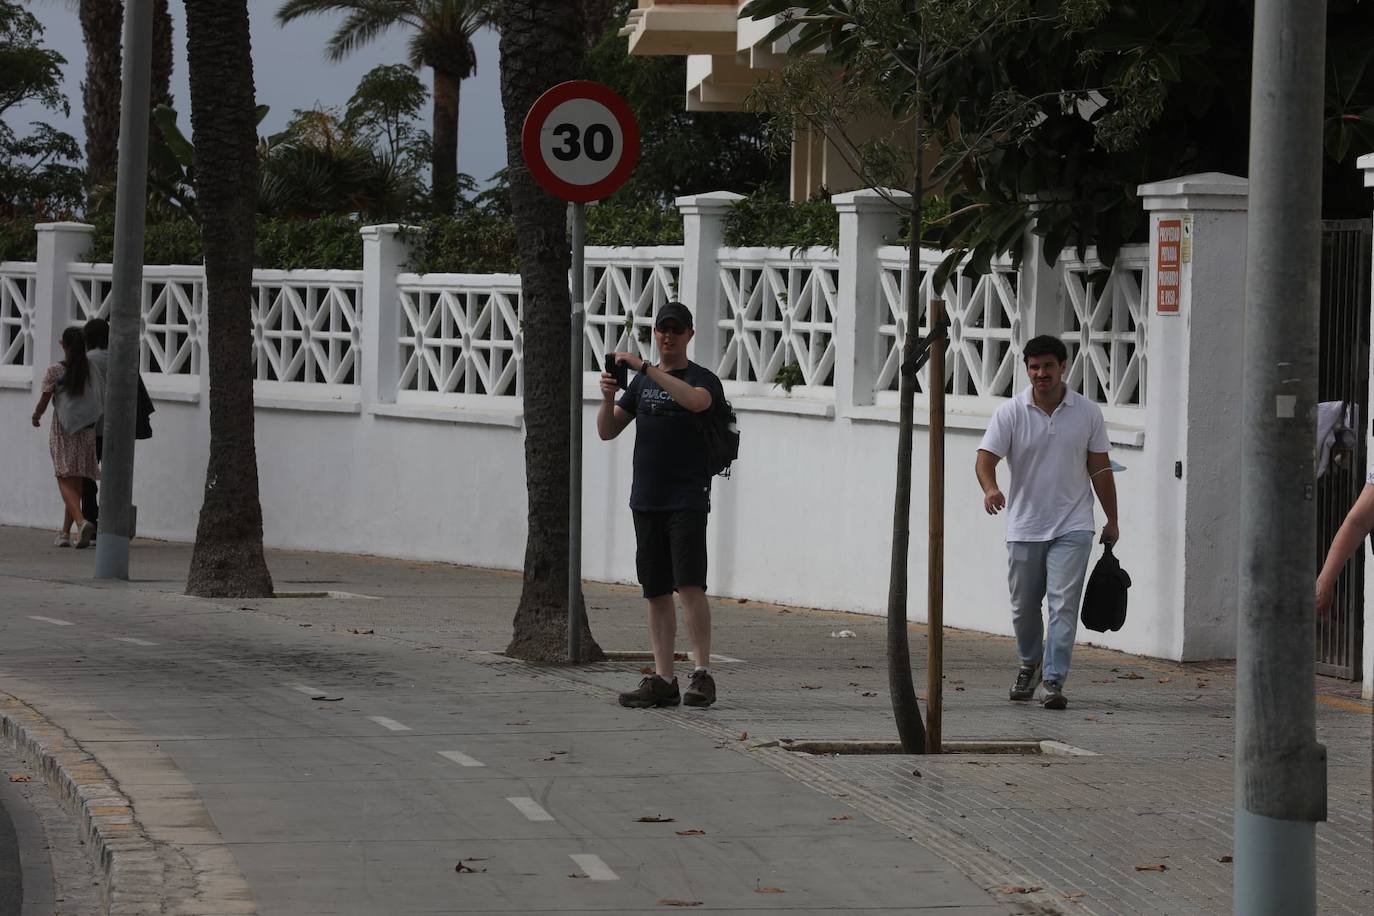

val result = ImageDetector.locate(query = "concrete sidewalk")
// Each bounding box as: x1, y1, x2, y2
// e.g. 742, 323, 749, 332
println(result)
0, 525, 1370, 915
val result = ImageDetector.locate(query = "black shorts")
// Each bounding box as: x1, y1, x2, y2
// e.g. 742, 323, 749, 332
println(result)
632, 510, 708, 599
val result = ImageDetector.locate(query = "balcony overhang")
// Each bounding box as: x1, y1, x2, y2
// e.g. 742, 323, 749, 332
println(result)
620, 1, 740, 57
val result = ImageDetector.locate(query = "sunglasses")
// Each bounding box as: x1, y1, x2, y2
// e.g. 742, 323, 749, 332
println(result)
655, 323, 688, 335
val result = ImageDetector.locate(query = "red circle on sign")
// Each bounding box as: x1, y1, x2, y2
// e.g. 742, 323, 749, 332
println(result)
521, 80, 640, 203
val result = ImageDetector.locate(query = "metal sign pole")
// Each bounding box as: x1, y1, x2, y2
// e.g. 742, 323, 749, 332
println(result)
568, 200, 586, 663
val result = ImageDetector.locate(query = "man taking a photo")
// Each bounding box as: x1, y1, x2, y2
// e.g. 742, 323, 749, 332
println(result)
975, 335, 1119, 710
597, 301, 725, 709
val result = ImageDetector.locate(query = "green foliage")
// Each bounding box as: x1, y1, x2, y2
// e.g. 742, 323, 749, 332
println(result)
586, 200, 683, 247
0, 218, 36, 261
773, 361, 806, 393
0, 0, 82, 220
343, 64, 430, 167
723, 190, 838, 249
85, 214, 366, 269
582, 10, 785, 202
401, 210, 519, 274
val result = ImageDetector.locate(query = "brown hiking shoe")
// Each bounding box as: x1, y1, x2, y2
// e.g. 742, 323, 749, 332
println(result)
683, 670, 716, 708
618, 675, 680, 708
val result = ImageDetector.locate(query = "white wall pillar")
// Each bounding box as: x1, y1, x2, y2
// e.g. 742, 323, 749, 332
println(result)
360, 224, 411, 407
675, 192, 740, 369
832, 188, 907, 410
31, 222, 94, 386
1138, 172, 1249, 660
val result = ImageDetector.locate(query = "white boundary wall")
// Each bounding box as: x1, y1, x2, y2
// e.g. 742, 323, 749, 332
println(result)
0, 177, 1285, 677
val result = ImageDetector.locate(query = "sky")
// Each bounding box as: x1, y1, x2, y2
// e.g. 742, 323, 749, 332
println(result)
7, 0, 509, 185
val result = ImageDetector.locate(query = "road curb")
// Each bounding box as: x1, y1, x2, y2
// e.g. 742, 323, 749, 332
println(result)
0, 691, 164, 915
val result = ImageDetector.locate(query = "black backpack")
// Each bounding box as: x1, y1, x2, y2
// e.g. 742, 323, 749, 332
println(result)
697, 395, 739, 478
1080, 543, 1130, 632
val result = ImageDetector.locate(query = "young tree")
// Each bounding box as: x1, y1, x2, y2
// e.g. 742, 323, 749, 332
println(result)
743, 0, 1136, 752
499, 0, 604, 662
183, 0, 274, 598
275, 0, 498, 215
0, 0, 82, 219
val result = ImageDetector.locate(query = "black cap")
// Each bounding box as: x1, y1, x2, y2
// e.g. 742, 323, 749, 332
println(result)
655, 301, 694, 330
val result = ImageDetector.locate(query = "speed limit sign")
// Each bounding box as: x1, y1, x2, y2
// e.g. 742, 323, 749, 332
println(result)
521, 80, 640, 203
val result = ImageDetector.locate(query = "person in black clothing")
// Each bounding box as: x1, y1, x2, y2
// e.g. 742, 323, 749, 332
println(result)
80, 318, 155, 537
598, 301, 725, 709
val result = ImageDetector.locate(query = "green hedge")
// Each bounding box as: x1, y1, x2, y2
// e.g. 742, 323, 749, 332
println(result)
0, 220, 37, 262
723, 190, 839, 250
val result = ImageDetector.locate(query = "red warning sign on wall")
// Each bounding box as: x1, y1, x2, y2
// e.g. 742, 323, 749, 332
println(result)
1156, 219, 1181, 315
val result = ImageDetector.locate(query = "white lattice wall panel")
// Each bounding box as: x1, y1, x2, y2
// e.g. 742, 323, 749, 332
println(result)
251, 271, 363, 385
69, 266, 203, 376
1059, 246, 1148, 408
875, 248, 1021, 399
582, 247, 682, 369
396, 275, 523, 397
717, 248, 839, 389
0, 264, 36, 368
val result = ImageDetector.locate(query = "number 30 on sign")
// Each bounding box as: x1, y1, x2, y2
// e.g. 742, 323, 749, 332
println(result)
521, 81, 641, 203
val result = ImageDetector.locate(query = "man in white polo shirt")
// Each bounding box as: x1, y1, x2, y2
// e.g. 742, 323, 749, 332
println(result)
975, 335, 1118, 710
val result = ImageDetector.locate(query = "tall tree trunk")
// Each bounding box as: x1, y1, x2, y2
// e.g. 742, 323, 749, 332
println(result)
580, 0, 618, 47
183, 0, 273, 598
500, 0, 603, 663
80, 0, 124, 192
80, 0, 175, 194
151, 0, 173, 108
431, 67, 460, 214
887, 75, 930, 754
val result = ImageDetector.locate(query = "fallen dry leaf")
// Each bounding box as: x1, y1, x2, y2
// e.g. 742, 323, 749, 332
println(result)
997, 885, 1043, 894
737, 597, 747, 604
862, 691, 878, 697
1157, 677, 1171, 684
800, 684, 821, 689
454, 861, 487, 874
639, 665, 654, 675
8, 774, 31, 783
738, 731, 748, 741
675, 829, 706, 836
755, 886, 785, 894
1064, 891, 1086, 900
637, 815, 675, 823
549, 750, 567, 755
657, 900, 703, 907
1117, 672, 1144, 680
911, 769, 922, 778
349, 628, 374, 635
1216, 855, 1233, 864
311, 695, 343, 702
1084, 715, 1099, 722
829, 814, 854, 821
506, 720, 530, 726
1135, 863, 1168, 872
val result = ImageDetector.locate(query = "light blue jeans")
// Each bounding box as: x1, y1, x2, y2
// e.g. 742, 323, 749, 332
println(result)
1007, 530, 1094, 685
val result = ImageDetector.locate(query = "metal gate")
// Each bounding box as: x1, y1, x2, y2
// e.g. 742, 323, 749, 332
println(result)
1315, 219, 1370, 680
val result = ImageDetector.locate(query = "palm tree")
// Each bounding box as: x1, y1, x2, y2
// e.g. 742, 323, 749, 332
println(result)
275, 0, 496, 214
183, 0, 274, 598
78, 0, 174, 193
498, 0, 603, 662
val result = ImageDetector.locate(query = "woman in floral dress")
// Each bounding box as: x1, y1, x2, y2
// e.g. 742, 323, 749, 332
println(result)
31, 327, 100, 548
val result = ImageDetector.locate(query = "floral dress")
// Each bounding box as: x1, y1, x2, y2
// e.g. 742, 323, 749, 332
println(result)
42, 363, 100, 479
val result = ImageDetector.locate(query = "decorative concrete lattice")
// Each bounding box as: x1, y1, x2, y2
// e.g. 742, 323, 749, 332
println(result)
1059, 246, 1148, 408
69, 266, 202, 376
0, 264, 36, 368
251, 273, 363, 385
582, 250, 682, 370
397, 276, 523, 397
875, 250, 1021, 399
717, 250, 839, 389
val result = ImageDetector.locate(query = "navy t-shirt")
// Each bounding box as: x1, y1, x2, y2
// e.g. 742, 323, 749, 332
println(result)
617, 360, 725, 513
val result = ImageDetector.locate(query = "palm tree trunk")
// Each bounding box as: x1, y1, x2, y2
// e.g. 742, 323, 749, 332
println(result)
80, 0, 124, 192
431, 67, 460, 214
499, 0, 603, 663
183, 0, 273, 598
152, 0, 173, 107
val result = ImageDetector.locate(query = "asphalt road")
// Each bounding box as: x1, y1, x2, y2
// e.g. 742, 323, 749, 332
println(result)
0, 571, 1005, 915
0, 795, 19, 916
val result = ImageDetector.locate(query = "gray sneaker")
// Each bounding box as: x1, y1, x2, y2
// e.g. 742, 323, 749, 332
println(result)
1036, 679, 1068, 710
1009, 661, 1041, 701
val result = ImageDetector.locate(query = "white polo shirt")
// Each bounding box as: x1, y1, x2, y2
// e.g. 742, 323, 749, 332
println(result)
978, 387, 1111, 542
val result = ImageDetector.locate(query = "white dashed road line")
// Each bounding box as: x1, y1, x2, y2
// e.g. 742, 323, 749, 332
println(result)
506, 797, 554, 822
569, 854, 618, 881
112, 637, 157, 646
28, 615, 74, 626
438, 750, 485, 768
367, 716, 411, 732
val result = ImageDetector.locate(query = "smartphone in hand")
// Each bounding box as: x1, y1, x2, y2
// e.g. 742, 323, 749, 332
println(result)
605, 353, 628, 389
